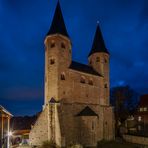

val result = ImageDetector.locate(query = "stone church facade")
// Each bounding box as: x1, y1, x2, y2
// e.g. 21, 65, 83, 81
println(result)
29, 2, 115, 147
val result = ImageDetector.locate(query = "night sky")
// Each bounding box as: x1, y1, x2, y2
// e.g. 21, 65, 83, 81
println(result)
0, 0, 148, 116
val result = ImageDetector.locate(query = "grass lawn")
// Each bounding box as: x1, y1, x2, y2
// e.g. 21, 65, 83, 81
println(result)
97, 140, 144, 148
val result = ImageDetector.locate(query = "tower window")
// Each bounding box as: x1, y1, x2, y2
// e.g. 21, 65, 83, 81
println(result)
89, 79, 93, 85
61, 73, 65, 80
61, 42, 66, 49
50, 43, 55, 48
96, 57, 100, 62
104, 58, 107, 63
104, 84, 108, 88
50, 59, 55, 65
80, 76, 85, 83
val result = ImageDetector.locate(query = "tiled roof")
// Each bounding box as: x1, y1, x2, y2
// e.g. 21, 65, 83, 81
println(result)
76, 106, 98, 116
47, 1, 69, 38
88, 24, 109, 57
69, 61, 101, 76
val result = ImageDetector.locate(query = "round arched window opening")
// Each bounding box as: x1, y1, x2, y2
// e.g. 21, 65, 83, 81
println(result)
50, 59, 55, 65
80, 76, 85, 83
61, 72, 66, 80
89, 79, 93, 85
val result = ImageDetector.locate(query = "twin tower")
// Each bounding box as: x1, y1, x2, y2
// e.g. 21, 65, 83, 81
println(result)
29, 1, 114, 147
44, 1, 110, 105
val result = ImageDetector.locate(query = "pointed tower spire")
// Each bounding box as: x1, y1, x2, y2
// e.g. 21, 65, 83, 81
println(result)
88, 24, 109, 57
47, 1, 69, 37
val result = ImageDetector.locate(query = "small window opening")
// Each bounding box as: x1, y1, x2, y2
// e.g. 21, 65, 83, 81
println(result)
61, 73, 66, 80
80, 76, 85, 83
96, 57, 100, 62
51, 43, 55, 48
50, 59, 55, 65
104, 84, 108, 88
89, 79, 93, 85
61, 42, 66, 49
104, 58, 107, 63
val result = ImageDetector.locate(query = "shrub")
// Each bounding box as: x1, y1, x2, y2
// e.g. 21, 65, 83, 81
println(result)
40, 141, 58, 148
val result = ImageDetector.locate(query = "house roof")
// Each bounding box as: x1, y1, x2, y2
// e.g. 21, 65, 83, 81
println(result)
69, 61, 102, 76
0, 105, 13, 117
139, 94, 148, 107
88, 24, 109, 57
47, 1, 69, 38
76, 106, 98, 116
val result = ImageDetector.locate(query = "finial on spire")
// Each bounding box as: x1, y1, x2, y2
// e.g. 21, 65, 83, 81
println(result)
88, 23, 109, 57
97, 20, 100, 24
47, 0, 69, 37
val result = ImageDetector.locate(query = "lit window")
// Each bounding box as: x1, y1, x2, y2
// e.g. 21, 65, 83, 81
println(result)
50, 59, 55, 65
144, 107, 147, 111
138, 116, 142, 122
140, 108, 144, 112
80, 76, 85, 83
61, 73, 65, 80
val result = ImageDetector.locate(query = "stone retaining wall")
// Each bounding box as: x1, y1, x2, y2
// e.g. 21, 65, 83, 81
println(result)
123, 134, 148, 145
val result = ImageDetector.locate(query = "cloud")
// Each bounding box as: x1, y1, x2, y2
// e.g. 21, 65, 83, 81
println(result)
0, 87, 43, 100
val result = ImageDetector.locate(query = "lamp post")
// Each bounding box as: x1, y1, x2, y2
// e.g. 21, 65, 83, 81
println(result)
7, 131, 12, 148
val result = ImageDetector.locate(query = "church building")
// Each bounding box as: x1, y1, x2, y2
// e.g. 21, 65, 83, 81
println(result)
29, 2, 115, 147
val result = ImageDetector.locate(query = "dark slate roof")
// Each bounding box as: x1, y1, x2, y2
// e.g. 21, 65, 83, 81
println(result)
69, 61, 101, 76
49, 97, 57, 103
47, 1, 69, 37
139, 94, 148, 107
88, 24, 109, 57
76, 106, 98, 116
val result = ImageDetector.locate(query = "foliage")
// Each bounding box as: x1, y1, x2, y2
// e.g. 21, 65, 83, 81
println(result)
68, 143, 83, 148
40, 141, 58, 148
111, 85, 139, 120
110, 85, 139, 136
97, 140, 141, 148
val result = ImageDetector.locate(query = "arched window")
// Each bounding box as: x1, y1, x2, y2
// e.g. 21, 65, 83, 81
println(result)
50, 59, 55, 65
80, 76, 85, 83
61, 73, 66, 80
104, 84, 108, 88
50, 42, 55, 48
104, 58, 107, 63
61, 42, 66, 49
96, 57, 100, 62
89, 79, 93, 85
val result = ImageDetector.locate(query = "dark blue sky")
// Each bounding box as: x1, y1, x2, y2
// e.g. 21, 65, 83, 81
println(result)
0, 0, 148, 116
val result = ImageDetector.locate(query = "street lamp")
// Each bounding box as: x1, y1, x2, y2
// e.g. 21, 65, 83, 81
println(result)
7, 131, 13, 148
